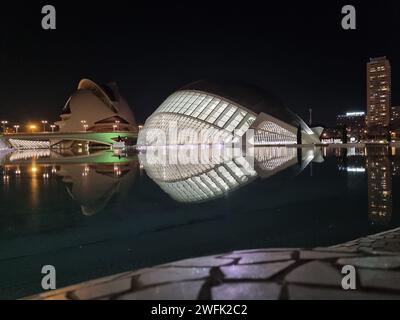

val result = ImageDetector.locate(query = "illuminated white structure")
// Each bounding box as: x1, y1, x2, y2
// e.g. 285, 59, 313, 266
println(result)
56, 79, 137, 133
0, 138, 9, 151
138, 81, 321, 147
7, 139, 50, 150
139, 146, 258, 203
139, 146, 323, 203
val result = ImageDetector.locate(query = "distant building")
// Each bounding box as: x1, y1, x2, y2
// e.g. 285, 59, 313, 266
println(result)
336, 112, 366, 142
56, 79, 138, 133
320, 127, 341, 143
391, 105, 400, 127
366, 57, 391, 130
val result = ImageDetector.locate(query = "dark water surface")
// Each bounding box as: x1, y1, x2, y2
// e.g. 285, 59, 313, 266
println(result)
1, 146, 399, 299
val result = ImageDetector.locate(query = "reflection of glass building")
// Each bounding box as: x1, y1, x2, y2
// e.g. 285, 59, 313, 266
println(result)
138, 81, 321, 146
366, 148, 393, 225
139, 146, 321, 203
139, 146, 258, 203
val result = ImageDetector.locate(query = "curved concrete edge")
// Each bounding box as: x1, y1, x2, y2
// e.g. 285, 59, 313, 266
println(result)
25, 227, 400, 300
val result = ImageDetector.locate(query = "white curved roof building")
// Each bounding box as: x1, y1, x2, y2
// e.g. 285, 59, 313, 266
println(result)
139, 146, 323, 203
137, 80, 321, 146
56, 79, 137, 133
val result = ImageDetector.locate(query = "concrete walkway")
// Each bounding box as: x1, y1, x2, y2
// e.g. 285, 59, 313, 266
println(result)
26, 227, 400, 300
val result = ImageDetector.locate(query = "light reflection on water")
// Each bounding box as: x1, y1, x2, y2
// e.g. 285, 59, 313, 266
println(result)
0, 146, 399, 298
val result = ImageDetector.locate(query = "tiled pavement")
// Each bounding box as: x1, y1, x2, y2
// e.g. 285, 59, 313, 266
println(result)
27, 227, 400, 300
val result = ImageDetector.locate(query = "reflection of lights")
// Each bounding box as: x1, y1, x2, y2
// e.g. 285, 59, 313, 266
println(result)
114, 165, 121, 176
338, 166, 366, 173
3, 175, 10, 181
43, 173, 49, 179
15, 169, 21, 175
347, 167, 366, 173
51, 167, 57, 174
82, 166, 90, 177
31, 167, 38, 173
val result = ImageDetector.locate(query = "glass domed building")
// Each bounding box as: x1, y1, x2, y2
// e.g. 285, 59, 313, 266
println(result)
137, 80, 322, 147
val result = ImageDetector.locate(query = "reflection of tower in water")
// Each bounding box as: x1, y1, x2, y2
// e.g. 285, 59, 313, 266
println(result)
366, 147, 392, 226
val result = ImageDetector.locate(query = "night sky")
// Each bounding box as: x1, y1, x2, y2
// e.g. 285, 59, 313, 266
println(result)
0, 0, 399, 126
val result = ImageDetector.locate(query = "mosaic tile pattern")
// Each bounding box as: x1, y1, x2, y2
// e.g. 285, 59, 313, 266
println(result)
26, 227, 400, 300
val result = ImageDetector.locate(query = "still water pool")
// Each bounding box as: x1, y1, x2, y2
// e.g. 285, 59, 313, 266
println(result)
1, 146, 399, 299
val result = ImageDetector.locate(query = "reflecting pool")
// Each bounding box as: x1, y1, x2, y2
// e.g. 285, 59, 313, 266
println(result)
1, 146, 399, 299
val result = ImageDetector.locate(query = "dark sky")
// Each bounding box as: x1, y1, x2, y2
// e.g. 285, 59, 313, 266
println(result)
0, 0, 399, 126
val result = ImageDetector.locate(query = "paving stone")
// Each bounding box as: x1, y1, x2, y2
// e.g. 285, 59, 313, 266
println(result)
212, 282, 282, 300
372, 241, 387, 249
359, 239, 375, 244
165, 256, 233, 268
359, 269, 400, 291
300, 251, 358, 260
316, 247, 359, 253
359, 248, 400, 256
73, 278, 132, 300
285, 261, 342, 286
288, 284, 400, 300
233, 248, 297, 254
137, 267, 210, 287
337, 256, 400, 269
221, 261, 295, 280
235, 252, 293, 264
44, 294, 70, 300
117, 281, 205, 300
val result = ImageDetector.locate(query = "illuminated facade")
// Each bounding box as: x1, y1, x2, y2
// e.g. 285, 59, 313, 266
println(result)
138, 81, 321, 147
391, 105, 400, 127
367, 57, 391, 128
336, 112, 366, 142
139, 146, 322, 203
56, 79, 138, 133
367, 149, 392, 225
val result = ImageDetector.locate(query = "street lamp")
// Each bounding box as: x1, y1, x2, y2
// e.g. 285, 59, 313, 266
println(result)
1, 120, 8, 133
81, 120, 87, 131
115, 120, 120, 131
41, 120, 48, 132
29, 125, 37, 133
13, 125, 20, 133
50, 125, 56, 133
